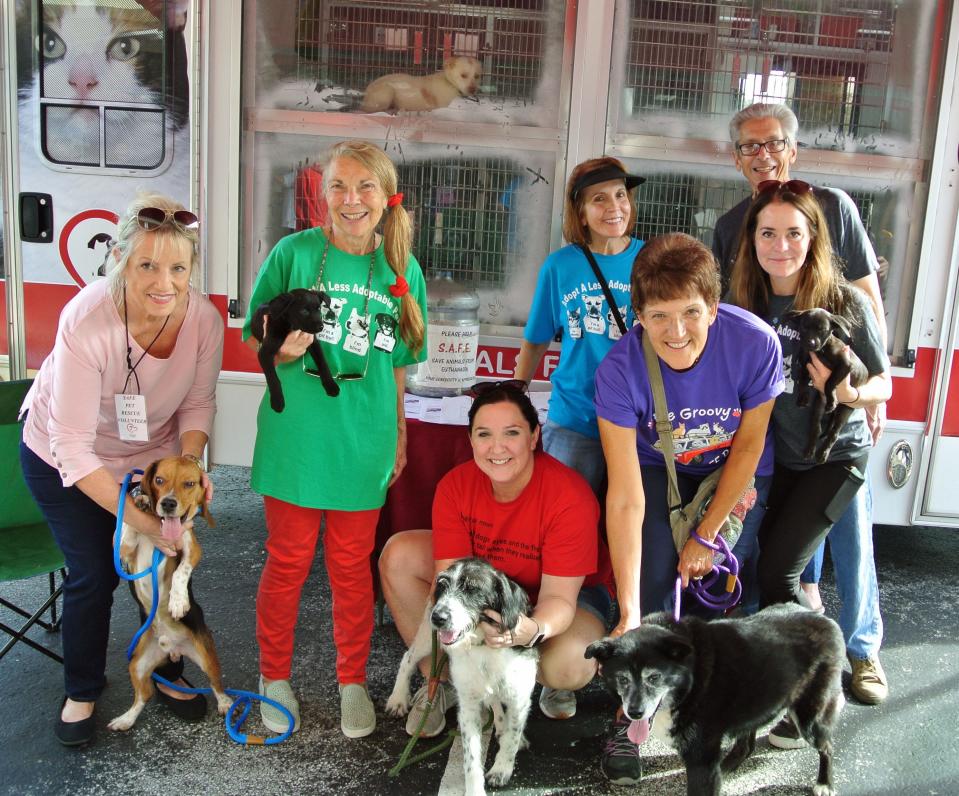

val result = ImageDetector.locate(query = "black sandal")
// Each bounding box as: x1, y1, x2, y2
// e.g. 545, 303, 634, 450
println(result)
55, 697, 96, 747
156, 677, 208, 721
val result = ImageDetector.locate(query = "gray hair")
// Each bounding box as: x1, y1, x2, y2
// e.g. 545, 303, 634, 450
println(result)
107, 192, 200, 304
729, 103, 799, 146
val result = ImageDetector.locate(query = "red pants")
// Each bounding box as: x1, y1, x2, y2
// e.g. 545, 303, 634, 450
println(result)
257, 496, 380, 685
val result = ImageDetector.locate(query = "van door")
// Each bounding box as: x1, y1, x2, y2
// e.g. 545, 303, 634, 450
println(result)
5, 0, 193, 372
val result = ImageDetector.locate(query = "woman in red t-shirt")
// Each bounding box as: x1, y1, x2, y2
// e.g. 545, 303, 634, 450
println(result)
379, 382, 614, 739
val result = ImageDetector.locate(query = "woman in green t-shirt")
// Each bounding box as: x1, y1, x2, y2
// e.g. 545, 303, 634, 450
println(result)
242, 140, 427, 739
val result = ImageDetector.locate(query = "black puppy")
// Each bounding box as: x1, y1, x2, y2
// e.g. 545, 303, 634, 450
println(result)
251, 288, 339, 412
790, 308, 868, 463
586, 605, 845, 796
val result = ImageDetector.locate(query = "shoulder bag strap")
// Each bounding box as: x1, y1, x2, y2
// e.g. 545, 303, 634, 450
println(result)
641, 330, 683, 515
578, 244, 629, 336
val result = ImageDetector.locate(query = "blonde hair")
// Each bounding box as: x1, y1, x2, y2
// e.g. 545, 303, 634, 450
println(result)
561, 156, 638, 247
323, 140, 425, 354
107, 192, 200, 305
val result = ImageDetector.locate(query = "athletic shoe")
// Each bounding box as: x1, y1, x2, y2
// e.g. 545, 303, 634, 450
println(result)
600, 715, 643, 785
849, 655, 889, 704
539, 686, 576, 720
339, 683, 376, 739
259, 675, 301, 734
768, 715, 807, 749
405, 681, 457, 738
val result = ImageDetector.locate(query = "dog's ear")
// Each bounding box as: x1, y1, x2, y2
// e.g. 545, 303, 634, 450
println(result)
829, 312, 853, 340
493, 571, 528, 632
443, 56, 456, 70
584, 639, 616, 662
200, 501, 216, 528
138, 460, 159, 508
663, 634, 694, 663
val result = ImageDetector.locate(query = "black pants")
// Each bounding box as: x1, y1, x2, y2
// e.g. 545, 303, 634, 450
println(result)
757, 455, 868, 610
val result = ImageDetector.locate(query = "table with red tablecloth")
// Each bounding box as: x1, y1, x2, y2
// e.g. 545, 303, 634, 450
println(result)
374, 418, 474, 550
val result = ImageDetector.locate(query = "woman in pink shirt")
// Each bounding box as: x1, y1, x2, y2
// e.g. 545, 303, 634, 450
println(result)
19, 193, 224, 747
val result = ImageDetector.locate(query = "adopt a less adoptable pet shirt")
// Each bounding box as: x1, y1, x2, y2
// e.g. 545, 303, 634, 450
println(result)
243, 227, 427, 510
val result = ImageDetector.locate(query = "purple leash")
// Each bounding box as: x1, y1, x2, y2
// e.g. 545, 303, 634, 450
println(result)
673, 531, 742, 622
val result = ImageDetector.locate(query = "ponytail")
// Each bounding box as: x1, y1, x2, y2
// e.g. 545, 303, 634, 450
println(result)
382, 191, 425, 355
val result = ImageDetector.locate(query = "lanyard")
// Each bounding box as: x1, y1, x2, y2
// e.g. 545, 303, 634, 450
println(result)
122, 287, 169, 394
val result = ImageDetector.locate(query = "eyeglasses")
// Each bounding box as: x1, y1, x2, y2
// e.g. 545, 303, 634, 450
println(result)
735, 139, 788, 157
135, 207, 199, 232
757, 179, 812, 196
468, 379, 528, 398
303, 353, 369, 383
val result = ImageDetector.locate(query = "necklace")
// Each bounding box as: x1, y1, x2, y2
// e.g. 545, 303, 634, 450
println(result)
121, 286, 170, 394
312, 234, 376, 318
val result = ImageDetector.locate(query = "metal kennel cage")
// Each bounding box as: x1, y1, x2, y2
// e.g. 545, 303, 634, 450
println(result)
294, 0, 549, 102
621, 0, 896, 141
284, 154, 530, 289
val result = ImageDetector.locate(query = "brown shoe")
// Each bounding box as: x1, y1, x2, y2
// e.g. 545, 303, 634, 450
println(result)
849, 655, 889, 704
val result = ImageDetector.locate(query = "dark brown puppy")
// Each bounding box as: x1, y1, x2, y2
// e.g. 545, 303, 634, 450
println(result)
251, 288, 339, 412
790, 308, 868, 463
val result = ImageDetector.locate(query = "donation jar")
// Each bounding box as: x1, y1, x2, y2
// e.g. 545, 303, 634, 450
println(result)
407, 273, 480, 397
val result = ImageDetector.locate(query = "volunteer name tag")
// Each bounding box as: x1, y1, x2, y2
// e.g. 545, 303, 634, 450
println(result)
115, 394, 149, 441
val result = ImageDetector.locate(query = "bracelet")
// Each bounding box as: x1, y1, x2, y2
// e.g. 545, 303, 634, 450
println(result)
182, 453, 205, 471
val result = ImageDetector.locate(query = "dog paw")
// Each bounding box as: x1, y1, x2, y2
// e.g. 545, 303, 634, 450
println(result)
270, 396, 285, 413
168, 592, 190, 620
216, 694, 233, 716
326, 381, 340, 398
485, 766, 514, 788
107, 713, 136, 732
385, 692, 411, 718
811, 785, 834, 796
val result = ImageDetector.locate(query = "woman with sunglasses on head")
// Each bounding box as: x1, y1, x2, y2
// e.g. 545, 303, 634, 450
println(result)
726, 182, 890, 744
19, 193, 223, 747
378, 381, 614, 740
242, 140, 427, 739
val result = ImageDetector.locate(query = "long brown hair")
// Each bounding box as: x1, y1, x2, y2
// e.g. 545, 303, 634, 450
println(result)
561, 157, 638, 246
727, 187, 855, 320
323, 140, 425, 354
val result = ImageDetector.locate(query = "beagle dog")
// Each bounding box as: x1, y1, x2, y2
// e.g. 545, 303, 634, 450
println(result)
108, 456, 232, 731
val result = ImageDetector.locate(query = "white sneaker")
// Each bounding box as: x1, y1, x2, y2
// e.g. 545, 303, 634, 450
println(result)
539, 686, 576, 719
405, 682, 457, 738
259, 675, 300, 734
339, 683, 376, 739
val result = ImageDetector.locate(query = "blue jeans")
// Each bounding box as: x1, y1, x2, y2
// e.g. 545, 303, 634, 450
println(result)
826, 480, 883, 659
541, 420, 606, 495
19, 441, 182, 701
729, 475, 772, 615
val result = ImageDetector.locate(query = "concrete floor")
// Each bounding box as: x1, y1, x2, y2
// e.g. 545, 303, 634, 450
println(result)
1, 464, 957, 796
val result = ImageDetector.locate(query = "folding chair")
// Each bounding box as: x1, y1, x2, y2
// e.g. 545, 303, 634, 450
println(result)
0, 379, 67, 664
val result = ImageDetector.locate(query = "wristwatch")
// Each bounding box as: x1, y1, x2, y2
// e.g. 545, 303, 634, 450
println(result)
524, 617, 546, 648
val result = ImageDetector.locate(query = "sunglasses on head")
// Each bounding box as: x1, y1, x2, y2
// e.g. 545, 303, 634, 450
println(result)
468, 379, 528, 398
135, 207, 200, 232
757, 179, 812, 196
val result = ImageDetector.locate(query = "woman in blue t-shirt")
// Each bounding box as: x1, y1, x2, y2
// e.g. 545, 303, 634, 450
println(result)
514, 157, 645, 495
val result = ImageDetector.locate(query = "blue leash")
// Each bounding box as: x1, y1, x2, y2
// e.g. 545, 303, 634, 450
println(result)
114, 470, 294, 745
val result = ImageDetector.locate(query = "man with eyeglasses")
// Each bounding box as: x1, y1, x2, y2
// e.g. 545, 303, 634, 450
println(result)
712, 102, 890, 713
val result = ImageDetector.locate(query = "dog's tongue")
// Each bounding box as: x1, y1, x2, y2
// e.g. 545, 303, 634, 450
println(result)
160, 516, 183, 542
628, 718, 650, 745
439, 630, 458, 645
